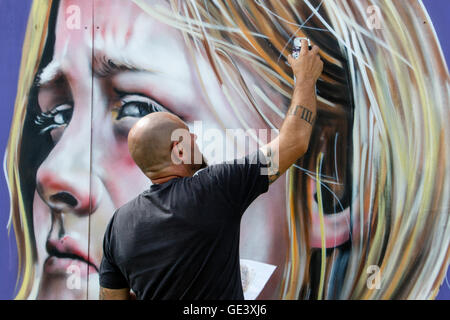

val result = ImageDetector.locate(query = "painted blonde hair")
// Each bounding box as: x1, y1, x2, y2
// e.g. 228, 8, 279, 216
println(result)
7, 0, 449, 299
6, 0, 55, 299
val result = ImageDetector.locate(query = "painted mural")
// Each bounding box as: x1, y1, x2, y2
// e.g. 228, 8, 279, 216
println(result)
2, 0, 449, 299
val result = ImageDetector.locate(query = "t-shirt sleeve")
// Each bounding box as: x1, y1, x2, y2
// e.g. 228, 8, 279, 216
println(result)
99, 214, 129, 289
195, 149, 269, 216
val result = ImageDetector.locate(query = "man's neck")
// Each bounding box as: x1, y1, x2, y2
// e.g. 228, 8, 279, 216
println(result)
151, 175, 183, 184
147, 162, 209, 184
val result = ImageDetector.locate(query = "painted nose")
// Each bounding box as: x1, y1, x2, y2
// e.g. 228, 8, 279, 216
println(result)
36, 170, 95, 215
35, 115, 100, 215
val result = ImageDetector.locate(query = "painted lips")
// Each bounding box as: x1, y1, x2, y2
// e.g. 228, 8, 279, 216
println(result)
44, 236, 98, 277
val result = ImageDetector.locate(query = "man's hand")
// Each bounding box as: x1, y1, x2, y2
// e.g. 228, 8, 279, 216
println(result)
287, 39, 323, 87
261, 39, 323, 185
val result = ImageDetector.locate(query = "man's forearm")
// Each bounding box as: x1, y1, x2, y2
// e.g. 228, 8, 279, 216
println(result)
280, 81, 317, 153
99, 287, 133, 300
261, 42, 322, 185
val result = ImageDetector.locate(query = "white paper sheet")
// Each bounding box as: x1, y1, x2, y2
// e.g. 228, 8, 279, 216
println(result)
240, 259, 277, 300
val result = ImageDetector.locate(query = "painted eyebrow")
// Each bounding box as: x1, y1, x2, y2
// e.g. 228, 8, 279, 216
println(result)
37, 60, 63, 87
37, 55, 154, 86
92, 55, 141, 77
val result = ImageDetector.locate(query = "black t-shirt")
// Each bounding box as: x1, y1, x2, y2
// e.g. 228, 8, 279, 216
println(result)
99, 151, 269, 300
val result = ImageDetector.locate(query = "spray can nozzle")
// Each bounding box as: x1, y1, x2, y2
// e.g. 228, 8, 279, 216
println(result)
292, 37, 312, 59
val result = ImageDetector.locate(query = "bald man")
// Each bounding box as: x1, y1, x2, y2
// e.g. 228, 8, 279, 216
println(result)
99, 40, 323, 300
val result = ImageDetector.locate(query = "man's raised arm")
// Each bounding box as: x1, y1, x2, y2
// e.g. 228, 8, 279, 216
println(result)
261, 39, 323, 184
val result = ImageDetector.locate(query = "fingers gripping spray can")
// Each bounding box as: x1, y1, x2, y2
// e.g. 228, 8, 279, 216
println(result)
292, 37, 312, 83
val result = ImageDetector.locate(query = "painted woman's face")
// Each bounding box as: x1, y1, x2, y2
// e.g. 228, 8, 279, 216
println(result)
32, 0, 287, 299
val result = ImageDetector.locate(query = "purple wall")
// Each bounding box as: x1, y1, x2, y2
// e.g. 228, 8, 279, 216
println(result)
0, 0, 32, 300
422, 0, 450, 300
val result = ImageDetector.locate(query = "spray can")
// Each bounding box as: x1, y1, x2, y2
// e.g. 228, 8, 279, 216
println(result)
292, 37, 312, 59
292, 37, 317, 95
292, 37, 312, 84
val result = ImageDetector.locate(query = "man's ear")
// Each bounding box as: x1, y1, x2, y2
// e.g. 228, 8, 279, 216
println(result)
171, 141, 184, 165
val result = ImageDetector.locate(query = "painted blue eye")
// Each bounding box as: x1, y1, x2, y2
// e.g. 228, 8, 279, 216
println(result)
116, 101, 164, 120
35, 104, 73, 134
114, 91, 169, 121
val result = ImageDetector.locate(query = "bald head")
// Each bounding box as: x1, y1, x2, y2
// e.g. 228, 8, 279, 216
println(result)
128, 112, 188, 174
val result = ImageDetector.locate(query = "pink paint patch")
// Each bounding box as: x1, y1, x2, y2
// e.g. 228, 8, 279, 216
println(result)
307, 178, 353, 248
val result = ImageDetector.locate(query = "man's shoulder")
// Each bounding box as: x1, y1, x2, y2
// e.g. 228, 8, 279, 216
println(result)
193, 151, 267, 179
113, 192, 147, 220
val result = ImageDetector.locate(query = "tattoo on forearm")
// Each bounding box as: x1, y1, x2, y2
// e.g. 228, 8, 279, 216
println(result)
289, 105, 315, 125
266, 146, 280, 184
268, 172, 280, 184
